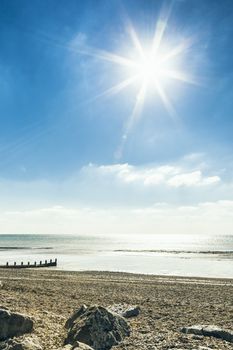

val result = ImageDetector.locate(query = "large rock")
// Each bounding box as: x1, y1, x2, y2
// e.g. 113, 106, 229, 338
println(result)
181, 325, 233, 343
0, 338, 41, 350
0, 309, 33, 341
65, 305, 130, 350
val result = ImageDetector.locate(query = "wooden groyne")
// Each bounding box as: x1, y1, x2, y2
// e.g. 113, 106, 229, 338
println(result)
0, 259, 57, 269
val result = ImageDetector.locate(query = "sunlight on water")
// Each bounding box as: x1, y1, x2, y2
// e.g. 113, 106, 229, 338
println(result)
0, 234, 232, 278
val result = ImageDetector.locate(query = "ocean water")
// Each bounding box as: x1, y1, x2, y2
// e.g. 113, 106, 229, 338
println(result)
0, 234, 232, 278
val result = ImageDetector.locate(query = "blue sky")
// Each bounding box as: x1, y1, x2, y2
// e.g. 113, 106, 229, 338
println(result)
0, 0, 233, 234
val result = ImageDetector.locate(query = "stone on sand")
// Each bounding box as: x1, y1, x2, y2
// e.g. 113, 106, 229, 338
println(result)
0, 309, 33, 341
122, 306, 140, 318
65, 305, 130, 350
62, 341, 94, 349
181, 325, 233, 343
108, 304, 140, 318
0, 338, 42, 350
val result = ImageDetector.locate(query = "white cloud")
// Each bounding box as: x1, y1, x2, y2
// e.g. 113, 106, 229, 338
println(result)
0, 155, 232, 235
84, 163, 221, 188
1, 200, 233, 235
167, 170, 220, 187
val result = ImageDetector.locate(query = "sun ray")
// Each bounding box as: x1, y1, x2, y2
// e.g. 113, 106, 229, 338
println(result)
152, 19, 168, 56
151, 4, 173, 56
154, 81, 177, 122
127, 81, 147, 129
71, 46, 137, 69
127, 24, 146, 60
164, 69, 199, 85
85, 75, 140, 104
115, 82, 147, 159
161, 38, 193, 62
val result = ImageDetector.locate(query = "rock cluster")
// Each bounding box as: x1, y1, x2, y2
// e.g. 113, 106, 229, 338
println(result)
65, 305, 130, 350
3, 297, 233, 350
181, 325, 233, 343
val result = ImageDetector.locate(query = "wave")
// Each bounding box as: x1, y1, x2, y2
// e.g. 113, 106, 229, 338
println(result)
0, 246, 53, 250
114, 249, 233, 255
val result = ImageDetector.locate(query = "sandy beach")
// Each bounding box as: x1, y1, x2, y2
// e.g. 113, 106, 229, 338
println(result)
0, 269, 232, 350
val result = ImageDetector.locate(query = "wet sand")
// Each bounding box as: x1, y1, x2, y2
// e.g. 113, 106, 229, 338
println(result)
0, 269, 232, 349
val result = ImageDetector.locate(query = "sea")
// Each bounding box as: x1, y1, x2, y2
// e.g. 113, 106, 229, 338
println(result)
0, 234, 232, 278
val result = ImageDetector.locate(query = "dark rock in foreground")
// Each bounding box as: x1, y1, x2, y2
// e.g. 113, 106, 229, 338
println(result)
0, 309, 33, 341
181, 325, 233, 343
0, 338, 41, 350
65, 305, 130, 350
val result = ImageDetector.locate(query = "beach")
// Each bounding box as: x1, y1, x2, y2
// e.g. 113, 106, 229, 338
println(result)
0, 269, 232, 350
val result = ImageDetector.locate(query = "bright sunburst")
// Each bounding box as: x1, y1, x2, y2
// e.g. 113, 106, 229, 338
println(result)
75, 13, 197, 158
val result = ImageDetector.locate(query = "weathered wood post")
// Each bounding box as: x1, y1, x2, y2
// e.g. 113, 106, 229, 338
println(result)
0, 258, 57, 269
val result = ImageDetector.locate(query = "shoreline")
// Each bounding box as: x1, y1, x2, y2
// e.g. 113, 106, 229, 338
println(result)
1, 267, 233, 283
0, 269, 232, 349
55, 268, 233, 281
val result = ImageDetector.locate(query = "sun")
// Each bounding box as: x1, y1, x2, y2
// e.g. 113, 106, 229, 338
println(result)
136, 51, 164, 84
84, 22, 196, 118
130, 46, 177, 90
75, 14, 197, 158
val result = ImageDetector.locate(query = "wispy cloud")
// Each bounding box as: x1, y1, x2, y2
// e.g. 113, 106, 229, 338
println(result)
84, 162, 220, 188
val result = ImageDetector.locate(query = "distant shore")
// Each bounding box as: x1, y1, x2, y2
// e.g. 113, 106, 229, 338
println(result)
0, 269, 232, 349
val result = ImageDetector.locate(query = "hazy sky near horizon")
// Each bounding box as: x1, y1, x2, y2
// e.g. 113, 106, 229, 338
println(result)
0, 0, 233, 234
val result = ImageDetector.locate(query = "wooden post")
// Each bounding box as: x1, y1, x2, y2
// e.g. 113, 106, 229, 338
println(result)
0, 259, 57, 269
